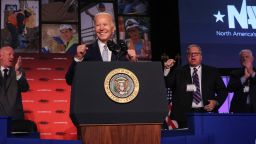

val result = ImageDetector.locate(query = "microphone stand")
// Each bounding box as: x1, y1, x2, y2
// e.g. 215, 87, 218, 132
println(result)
107, 40, 119, 61
117, 40, 128, 61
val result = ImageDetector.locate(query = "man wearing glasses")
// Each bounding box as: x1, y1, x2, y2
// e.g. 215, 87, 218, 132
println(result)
164, 44, 228, 128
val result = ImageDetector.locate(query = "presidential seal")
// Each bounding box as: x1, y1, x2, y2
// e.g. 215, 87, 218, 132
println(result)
104, 68, 139, 103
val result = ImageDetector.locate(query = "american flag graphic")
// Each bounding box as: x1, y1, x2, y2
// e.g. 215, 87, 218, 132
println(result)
163, 88, 178, 129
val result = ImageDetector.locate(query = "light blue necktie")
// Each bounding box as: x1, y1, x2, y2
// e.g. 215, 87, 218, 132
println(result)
102, 45, 108, 61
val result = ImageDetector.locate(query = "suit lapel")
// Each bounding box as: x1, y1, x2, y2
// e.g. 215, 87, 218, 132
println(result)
184, 65, 193, 102
95, 40, 116, 61
184, 65, 192, 83
0, 68, 13, 92
201, 65, 207, 99
87, 40, 116, 61
91, 41, 103, 61
111, 53, 117, 61
0, 74, 4, 88
5, 68, 13, 90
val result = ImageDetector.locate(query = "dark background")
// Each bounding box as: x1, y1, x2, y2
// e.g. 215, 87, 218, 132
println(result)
150, 0, 238, 75
150, 0, 180, 61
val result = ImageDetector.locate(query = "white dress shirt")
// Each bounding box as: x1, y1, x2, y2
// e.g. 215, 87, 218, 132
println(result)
98, 40, 112, 62
190, 65, 204, 108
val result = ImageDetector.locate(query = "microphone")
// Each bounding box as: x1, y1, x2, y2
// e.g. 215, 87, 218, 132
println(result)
107, 40, 128, 61
106, 40, 119, 55
117, 40, 128, 55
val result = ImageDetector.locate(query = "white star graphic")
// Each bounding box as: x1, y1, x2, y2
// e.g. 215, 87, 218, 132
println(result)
213, 11, 225, 22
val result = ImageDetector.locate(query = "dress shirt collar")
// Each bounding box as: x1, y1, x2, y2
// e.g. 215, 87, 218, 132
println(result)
190, 65, 201, 72
1, 66, 10, 76
97, 40, 107, 52
97, 40, 112, 61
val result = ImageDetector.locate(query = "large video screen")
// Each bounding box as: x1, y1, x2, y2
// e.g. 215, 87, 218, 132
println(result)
1, 0, 39, 53
80, 0, 152, 61
179, 0, 256, 68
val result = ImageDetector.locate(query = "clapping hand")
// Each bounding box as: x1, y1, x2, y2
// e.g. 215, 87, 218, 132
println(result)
15, 56, 22, 76
204, 100, 217, 112
242, 60, 254, 78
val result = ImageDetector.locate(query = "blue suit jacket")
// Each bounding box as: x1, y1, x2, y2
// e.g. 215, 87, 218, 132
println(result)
65, 40, 128, 85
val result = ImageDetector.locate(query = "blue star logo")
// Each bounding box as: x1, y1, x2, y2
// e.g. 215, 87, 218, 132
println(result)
213, 11, 225, 22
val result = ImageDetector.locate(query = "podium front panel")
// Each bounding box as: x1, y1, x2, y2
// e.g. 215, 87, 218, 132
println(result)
70, 62, 167, 125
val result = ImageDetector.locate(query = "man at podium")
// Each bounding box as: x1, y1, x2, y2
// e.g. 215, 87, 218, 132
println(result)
65, 12, 136, 85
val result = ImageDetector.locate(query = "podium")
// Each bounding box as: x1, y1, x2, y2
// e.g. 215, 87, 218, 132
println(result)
70, 62, 167, 144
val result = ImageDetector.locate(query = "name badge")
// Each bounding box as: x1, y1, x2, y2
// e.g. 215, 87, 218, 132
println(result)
244, 86, 249, 93
187, 84, 196, 92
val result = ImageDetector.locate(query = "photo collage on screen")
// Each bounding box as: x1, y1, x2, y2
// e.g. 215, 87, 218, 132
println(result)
0, 0, 151, 58
80, 0, 151, 61
41, 0, 79, 55
0, 0, 39, 53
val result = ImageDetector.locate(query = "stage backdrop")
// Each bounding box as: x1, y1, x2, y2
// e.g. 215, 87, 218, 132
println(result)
0, 0, 152, 140
21, 53, 77, 140
179, 0, 256, 68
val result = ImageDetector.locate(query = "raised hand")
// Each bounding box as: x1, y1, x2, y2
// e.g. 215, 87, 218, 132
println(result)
75, 44, 88, 60
243, 60, 254, 78
127, 49, 137, 62
164, 59, 176, 69
15, 56, 22, 76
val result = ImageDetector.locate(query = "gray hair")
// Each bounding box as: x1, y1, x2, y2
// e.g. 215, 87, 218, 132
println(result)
94, 12, 116, 30
94, 12, 114, 23
187, 44, 202, 54
239, 49, 253, 57
0, 46, 13, 55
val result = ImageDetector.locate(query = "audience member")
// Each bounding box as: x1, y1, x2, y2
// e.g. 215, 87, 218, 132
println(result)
164, 44, 228, 128
0, 46, 37, 134
227, 49, 256, 113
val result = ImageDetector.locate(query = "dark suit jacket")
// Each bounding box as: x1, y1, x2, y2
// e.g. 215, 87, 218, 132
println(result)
166, 64, 228, 121
227, 68, 256, 112
65, 40, 128, 85
0, 68, 29, 119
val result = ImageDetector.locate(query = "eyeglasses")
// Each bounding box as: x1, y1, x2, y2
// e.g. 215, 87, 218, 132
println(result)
187, 52, 201, 56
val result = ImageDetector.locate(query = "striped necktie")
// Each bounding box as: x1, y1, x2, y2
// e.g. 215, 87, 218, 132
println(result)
192, 68, 201, 104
